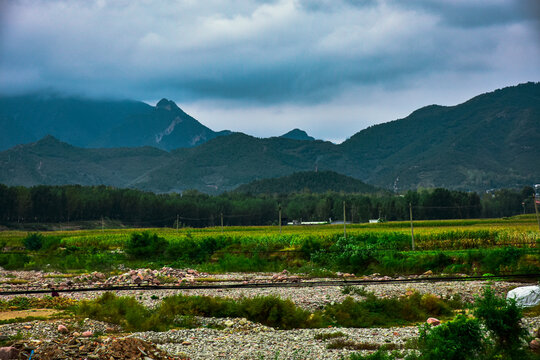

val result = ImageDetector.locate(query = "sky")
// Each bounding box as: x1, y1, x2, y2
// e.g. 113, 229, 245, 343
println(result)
1, 0, 539, 143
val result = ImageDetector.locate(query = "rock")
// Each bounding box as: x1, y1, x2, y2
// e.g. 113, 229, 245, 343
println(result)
73, 332, 81, 337
181, 341, 191, 345
57, 324, 68, 334
530, 339, 540, 352
224, 320, 234, 328
423, 270, 433, 276
0, 347, 19, 360
426, 317, 440, 326
82, 331, 93, 337
23, 325, 32, 330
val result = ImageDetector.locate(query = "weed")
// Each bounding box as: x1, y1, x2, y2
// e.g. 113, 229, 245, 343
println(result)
314, 331, 346, 340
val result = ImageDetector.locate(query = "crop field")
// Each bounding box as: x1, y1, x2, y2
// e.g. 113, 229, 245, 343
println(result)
1, 215, 538, 275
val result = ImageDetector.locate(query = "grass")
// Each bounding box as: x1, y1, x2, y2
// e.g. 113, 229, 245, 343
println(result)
75, 288, 464, 332
0, 217, 537, 275
314, 331, 346, 340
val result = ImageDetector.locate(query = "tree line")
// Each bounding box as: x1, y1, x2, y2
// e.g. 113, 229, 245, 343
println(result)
0, 184, 536, 227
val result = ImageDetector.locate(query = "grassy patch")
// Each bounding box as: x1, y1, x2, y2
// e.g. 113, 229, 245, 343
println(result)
314, 331, 346, 340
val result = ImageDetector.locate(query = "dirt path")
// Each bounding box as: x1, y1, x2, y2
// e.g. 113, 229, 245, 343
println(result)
0, 308, 60, 320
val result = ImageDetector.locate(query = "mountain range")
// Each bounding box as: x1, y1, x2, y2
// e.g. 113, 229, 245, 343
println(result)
1, 82, 538, 193
0, 94, 232, 151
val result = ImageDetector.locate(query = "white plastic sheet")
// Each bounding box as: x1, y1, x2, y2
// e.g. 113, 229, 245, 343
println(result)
506, 285, 540, 307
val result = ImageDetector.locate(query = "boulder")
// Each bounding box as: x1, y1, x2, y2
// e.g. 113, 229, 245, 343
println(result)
0, 347, 19, 360
426, 317, 440, 326
82, 331, 93, 337
57, 324, 69, 333
530, 339, 540, 353
507, 286, 540, 307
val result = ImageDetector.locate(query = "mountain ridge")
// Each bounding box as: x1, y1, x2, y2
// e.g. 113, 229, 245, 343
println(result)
1, 82, 538, 193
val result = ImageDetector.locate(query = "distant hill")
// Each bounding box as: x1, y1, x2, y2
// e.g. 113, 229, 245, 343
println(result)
234, 170, 381, 194
1, 83, 538, 193
340, 82, 540, 191
0, 93, 231, 151
279, 129, 315, 141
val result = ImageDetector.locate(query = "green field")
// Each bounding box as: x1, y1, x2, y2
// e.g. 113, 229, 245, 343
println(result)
1, 215, 539, 275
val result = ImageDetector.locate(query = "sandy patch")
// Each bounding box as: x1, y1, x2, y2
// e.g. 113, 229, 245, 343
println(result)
0, 309, 61, 320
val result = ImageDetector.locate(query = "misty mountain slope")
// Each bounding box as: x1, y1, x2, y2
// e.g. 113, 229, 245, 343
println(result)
96, 99, 231, 150
0, 83, 538, 193
0, 136, 172, 188
132, 133, 351, 193
340, 82, 540, 190
0, 94, 231, 151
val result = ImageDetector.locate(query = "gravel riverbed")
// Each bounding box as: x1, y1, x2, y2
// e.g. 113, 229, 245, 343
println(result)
1, 271, 538, 359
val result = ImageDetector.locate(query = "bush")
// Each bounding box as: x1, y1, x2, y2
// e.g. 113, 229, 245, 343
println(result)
124, 232, 167, 259
77, 292, 164, 331
324, 291, 457, 328
23, 233, 44, 251
415, 315, 484, 360
473, 287, 528, 359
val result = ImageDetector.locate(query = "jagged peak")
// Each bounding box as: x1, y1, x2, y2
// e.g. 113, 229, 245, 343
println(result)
155, 98, 180, 111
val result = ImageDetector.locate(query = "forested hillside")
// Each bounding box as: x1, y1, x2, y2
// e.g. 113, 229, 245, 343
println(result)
0, 184, 534, 227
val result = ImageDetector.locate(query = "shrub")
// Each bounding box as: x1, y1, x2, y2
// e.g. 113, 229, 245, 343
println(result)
77, 292, 164, 331
23, 233, 44, 250
415, 315, 484, 360
124, 232, 167, 259
324, 291, 457, 328
473, 287, 528, 359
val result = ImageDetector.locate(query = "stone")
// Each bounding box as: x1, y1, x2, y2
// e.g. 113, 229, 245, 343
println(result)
530, 339, 540, 353
181, 341, 191, 345
73, 332, 81, 337
82, 331, 93, 337
224, 320, 234, 328
427, 317, 440, 326
423, 270, 433, 276
0, 347, 19, 360
57, 324, 69, 333
23, 325, 32, 330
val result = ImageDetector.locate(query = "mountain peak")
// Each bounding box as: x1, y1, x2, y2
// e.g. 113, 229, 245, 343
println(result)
279, 128, 315, 141
156, 98, 179, 111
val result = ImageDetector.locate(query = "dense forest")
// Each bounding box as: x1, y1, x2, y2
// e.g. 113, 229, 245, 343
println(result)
0, 184, 536, 227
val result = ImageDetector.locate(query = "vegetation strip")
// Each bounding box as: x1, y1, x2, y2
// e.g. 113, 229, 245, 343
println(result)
2, 273, 538, 296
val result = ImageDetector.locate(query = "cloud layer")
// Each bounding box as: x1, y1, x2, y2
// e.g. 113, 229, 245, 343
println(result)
1, 0, 539, 141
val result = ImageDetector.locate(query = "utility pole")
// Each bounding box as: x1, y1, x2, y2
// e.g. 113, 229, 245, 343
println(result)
176, 214, 179, 232
534, 194, 540, 231
343, 201, 346, 239
221, 212, 224, 234
279, 205, 282, 234
101, 216, 104, 232
409, 203, 415, 251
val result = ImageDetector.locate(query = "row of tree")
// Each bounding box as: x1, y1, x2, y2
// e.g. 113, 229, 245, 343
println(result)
0, 184, 536, 227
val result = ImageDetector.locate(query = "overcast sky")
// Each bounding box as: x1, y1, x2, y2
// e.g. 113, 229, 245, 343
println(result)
1, 0, 539, 142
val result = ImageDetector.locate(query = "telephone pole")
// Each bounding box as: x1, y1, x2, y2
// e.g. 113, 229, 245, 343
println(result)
343, 201, 346, 239
409, 203, 415, 251
279, 205, 282, 234
534, 194, 540, 231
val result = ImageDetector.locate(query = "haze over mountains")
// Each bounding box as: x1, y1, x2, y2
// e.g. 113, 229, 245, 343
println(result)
0, 82, 538, 193
0, 94, 231, 151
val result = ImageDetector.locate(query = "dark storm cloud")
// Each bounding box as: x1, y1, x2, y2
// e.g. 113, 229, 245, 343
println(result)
0, 0, 538, 142
2, 0, 536, 103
